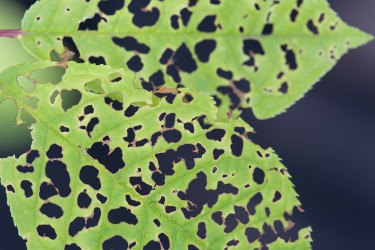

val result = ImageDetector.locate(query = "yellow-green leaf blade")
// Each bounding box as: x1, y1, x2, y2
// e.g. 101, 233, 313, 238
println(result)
0, 62, 311, 249
20, 0, 372, 119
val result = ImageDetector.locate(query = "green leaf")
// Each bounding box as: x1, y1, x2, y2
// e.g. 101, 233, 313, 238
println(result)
0, 62, 310, 249
20, 0, 372, 119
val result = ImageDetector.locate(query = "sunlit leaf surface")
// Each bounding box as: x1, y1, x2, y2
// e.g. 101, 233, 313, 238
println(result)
21, 0, 372, 119
0, 62, 310, 249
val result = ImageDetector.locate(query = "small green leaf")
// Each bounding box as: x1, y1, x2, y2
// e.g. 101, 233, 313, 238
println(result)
20, 0, 372, 119
0, 62, 310, 249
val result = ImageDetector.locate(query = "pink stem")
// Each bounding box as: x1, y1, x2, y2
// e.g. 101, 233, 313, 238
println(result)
0, 29, 24, 38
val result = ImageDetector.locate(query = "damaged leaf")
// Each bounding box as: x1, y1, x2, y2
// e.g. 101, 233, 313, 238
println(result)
20, 0, 372, 119
0, 62, 311, 249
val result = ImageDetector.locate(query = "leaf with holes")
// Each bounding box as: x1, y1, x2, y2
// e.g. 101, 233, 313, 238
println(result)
0, 62, 311, 249
20, 0, 372, 119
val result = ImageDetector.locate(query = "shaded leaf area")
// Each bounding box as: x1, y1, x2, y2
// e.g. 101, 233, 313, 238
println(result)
0, 62, 310, 249
20, 0, 371, 119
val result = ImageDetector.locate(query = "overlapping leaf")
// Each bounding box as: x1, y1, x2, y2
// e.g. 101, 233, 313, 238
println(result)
0, 62, 310, 249
20, 0, 372, 119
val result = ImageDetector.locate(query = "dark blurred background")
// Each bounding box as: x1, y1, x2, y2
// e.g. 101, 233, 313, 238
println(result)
0, 1, 374, 249
244, 1, 375, 249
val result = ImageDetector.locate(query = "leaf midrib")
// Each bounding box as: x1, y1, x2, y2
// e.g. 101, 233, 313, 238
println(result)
20, 31, 370, 40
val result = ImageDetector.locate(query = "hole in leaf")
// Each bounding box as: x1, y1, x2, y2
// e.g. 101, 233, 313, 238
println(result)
17, 76, 36, 92
62, 37, 84, 63
45, 160, 71, 197
103, 236, 128, 250
50, 90, 59, 104
105, 92, 124, 111
30, 66, 66, 84
37, 225, 57, 240
89, 56, 106, 65
40, 202, 64, 219
61, 89, 82, 111
39, 182, 58, 200
20, 180, 33, 198
108, 72, 123, 82
85, 79, 104, 94
108, 207, 138, 225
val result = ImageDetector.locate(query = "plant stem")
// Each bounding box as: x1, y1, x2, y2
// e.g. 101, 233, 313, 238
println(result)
0, 30, 23, 38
